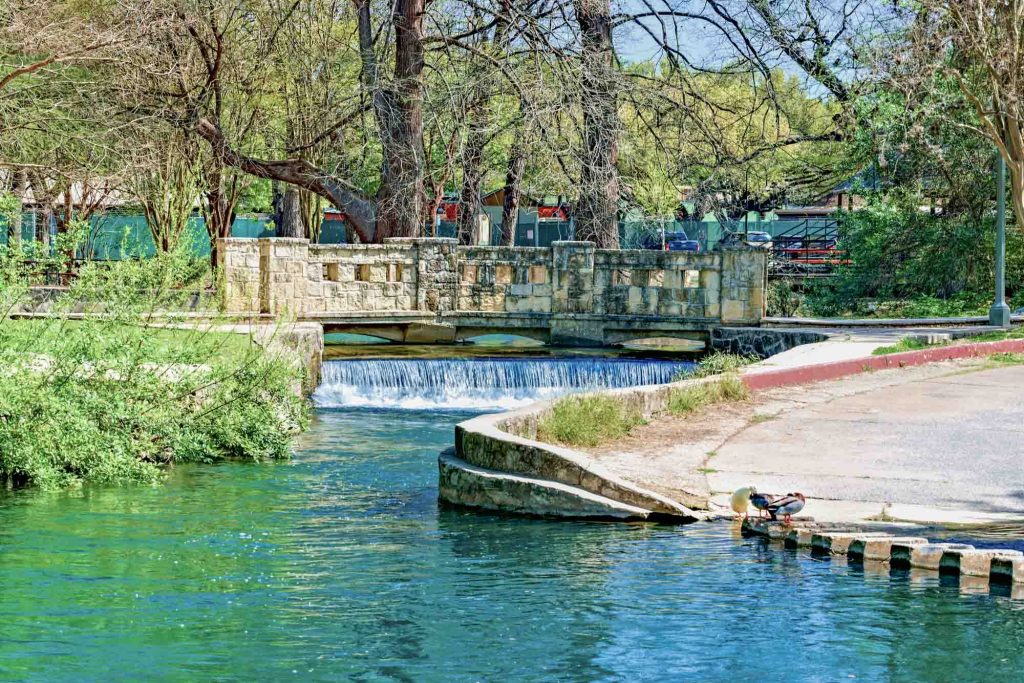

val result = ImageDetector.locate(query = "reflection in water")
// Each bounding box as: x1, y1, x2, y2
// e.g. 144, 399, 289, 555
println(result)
0, 407, 1022, 681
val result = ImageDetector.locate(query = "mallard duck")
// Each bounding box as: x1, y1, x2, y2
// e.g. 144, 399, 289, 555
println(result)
766, 493, 806, 524
730, 486, 757, 518
750, 491, 774, 518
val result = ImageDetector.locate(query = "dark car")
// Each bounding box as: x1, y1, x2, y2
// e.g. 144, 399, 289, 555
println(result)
639, 231, 701, 252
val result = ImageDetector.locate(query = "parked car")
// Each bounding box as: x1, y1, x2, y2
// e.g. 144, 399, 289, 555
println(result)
639, 231, 701, 252
744, 231, 773, 249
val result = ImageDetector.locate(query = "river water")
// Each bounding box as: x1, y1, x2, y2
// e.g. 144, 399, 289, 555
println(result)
1, 356, 1023, 681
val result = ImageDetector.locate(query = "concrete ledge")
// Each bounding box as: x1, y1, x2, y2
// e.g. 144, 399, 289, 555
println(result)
456, 402, 706, 520
437, 449, 652, 520
764, 314, 1024, 327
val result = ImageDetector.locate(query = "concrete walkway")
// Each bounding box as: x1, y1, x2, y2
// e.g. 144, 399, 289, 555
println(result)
708, 361, 1024, 526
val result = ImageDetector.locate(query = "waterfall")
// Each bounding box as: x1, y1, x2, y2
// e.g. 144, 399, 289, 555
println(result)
313, 357, 694, 410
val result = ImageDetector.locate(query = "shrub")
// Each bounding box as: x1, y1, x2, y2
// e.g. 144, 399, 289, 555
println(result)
804, 198, 1024, 317
766, 279, 803, 317
0, 245, 308, 489
536, 395, 645, 448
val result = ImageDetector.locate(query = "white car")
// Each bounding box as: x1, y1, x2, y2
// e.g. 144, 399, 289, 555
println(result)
744, 231, 773, 249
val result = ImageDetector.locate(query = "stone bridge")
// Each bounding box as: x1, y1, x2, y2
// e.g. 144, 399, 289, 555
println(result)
218, 237, 767, 347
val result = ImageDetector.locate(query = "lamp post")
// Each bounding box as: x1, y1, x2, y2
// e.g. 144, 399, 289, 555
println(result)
989, 150, 1011, 327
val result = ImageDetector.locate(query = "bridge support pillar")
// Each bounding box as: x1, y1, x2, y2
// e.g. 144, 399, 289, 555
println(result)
549, 316, 605, 347
552, 241, 596, 313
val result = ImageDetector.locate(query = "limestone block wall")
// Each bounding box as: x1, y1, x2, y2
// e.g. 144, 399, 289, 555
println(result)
305, 243, 419, 314
457, 246, 553, 313
552, 242, 595, 313
218, 237, 767, 324
719, 246, 767, 325
593, 249, 722, 319
259, 238, 309, 315
217, 238, 262, 314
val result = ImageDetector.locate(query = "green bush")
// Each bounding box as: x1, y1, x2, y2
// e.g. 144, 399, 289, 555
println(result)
805, 198, 1023, 317
766, 279, 804, 317
0, 244, 308, 489
536, 395, 645, 448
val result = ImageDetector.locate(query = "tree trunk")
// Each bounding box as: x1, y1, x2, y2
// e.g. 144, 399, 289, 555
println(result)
573, 0, 620, 248
205, 168, 235, 269
37, 204, 52, 250
358, 0, 427, 241
7, 168, 27, 247
458, 117, 487, 245
278, 186, 304, 238
501, 146, 526, 246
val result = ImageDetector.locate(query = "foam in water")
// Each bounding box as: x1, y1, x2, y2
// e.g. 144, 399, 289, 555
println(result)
313, 357, 694, 410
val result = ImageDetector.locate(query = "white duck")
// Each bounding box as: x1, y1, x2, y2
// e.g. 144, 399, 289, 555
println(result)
729, 486, 757, 519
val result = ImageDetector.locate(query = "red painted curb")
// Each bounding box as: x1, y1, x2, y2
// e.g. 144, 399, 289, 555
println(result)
742, 339, 1024, 392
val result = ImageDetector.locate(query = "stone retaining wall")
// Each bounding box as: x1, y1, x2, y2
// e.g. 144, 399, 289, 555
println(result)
219, 237, 766, 327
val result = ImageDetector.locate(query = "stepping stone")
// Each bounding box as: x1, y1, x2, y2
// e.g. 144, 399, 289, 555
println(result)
848, 537, 929, 562
811, 532, 893, 555
784, 528, 817, 548
891, 543, 974, 570
990, 555, 1024, 584
939, 548, 1024, 578
743, 517, 818, 541
742, 519, 785, 540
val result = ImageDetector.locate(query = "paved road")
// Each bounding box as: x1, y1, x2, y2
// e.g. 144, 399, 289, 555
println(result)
709, 363, 1024, 524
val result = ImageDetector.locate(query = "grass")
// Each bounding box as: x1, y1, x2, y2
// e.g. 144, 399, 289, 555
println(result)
871, 337, 934, 355
536, 395, 645, 448
986, 352, 1024, 365
963, 326, 1024, 343
872, 325, 1024, 356
665, 376, 749, 415
673, 351, 757, 381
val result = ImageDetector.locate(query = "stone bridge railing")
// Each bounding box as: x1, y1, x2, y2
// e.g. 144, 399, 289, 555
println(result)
218, 237, 766, 326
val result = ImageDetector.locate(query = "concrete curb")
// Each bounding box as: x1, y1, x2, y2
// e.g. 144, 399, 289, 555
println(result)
742, 338, 1024, 391
764, 314, 1024, 327
744, 518, 1024, 592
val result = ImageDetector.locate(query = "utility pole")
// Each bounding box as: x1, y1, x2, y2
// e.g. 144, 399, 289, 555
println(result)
989, 150, 1011, 327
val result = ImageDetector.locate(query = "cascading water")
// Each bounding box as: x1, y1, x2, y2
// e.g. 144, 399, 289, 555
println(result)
313, 357, 695, 410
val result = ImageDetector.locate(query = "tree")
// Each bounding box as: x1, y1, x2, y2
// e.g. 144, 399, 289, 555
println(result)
907, 0, 1024, 223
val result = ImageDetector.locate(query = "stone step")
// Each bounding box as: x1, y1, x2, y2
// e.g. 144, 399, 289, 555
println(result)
991, 556, 1024, 584
939, 548, 1024, 578
437, 449, 653, 520
890, 543, 975, 570
811, 532, 895, 555
848, 537, 929, 562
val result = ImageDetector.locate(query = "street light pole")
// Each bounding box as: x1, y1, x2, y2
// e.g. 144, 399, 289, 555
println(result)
989, 150, 1011, 327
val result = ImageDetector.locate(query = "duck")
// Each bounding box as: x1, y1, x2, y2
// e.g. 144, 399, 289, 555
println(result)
749, 491, 775, 518
730, 486, 757, 519
766, 493, 806, 524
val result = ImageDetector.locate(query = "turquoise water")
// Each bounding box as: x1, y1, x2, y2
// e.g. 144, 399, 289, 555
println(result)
2, 380, 1024, 680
